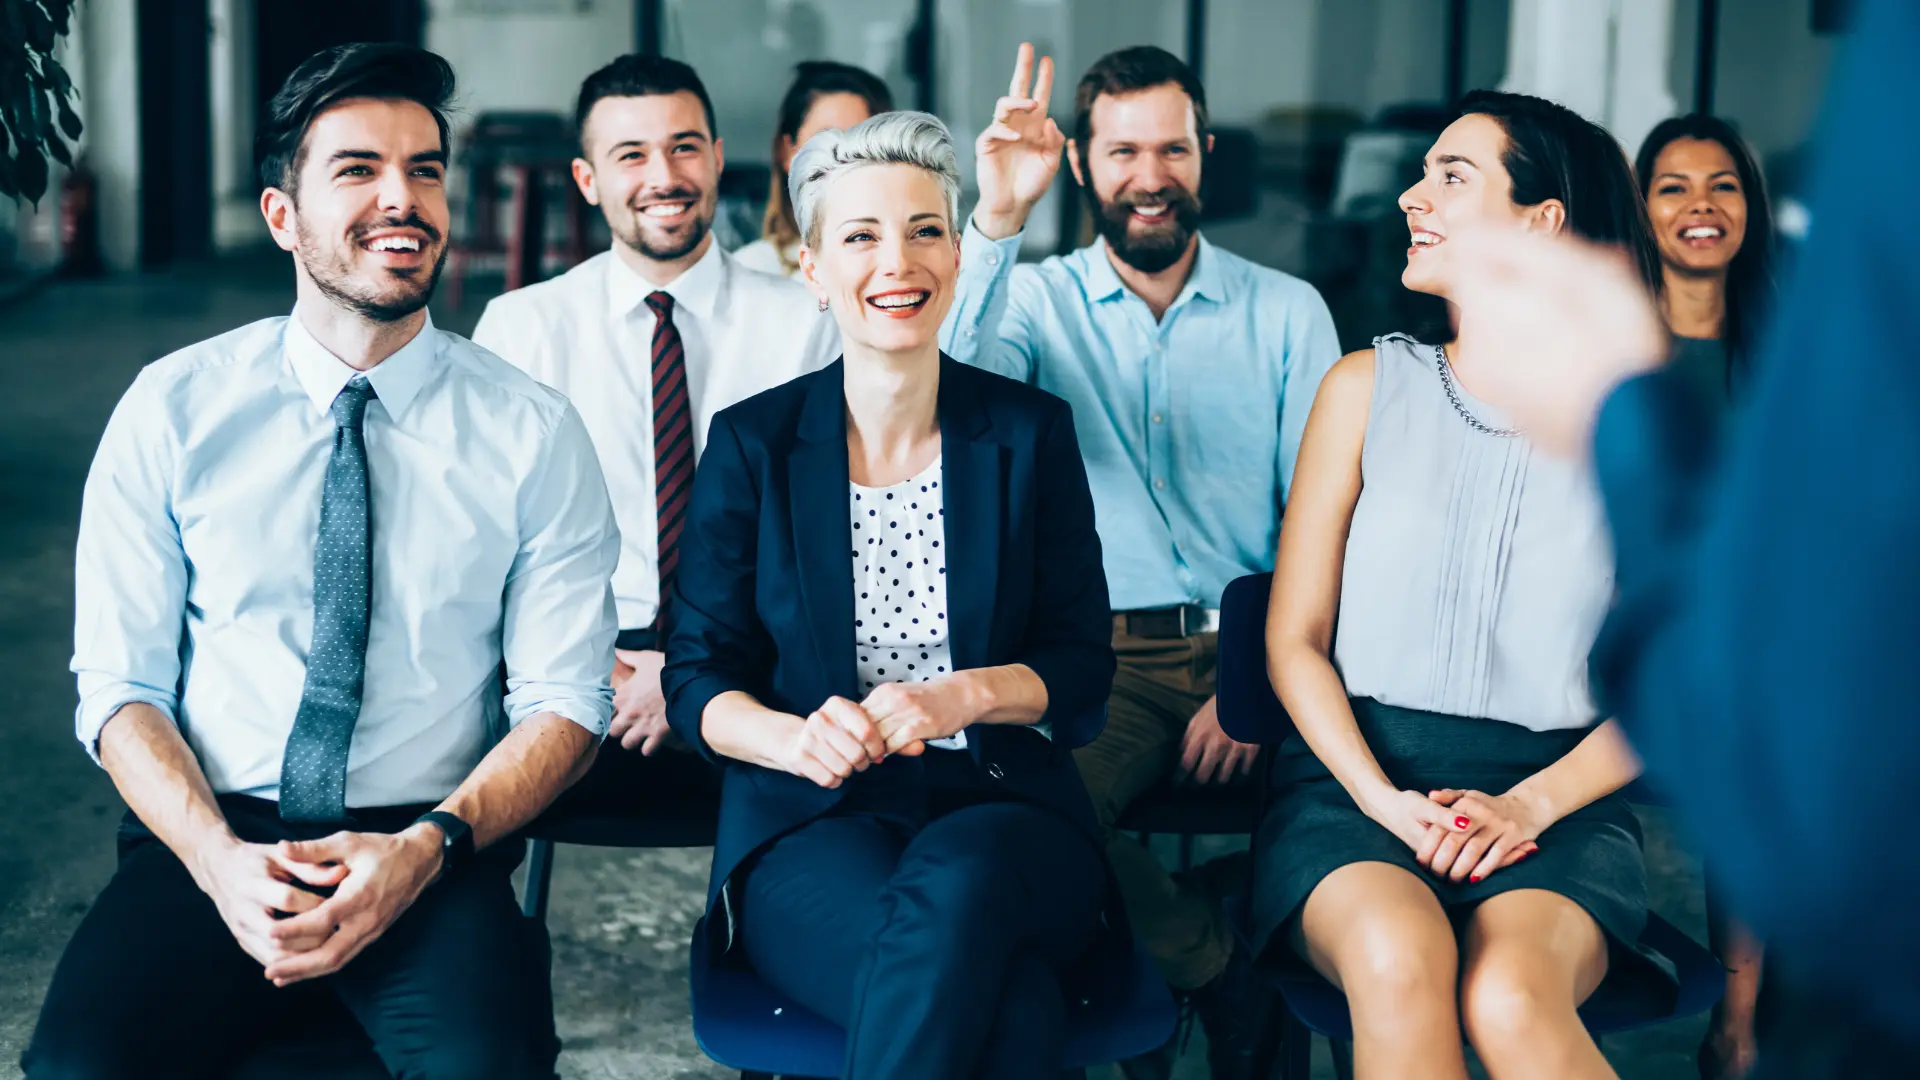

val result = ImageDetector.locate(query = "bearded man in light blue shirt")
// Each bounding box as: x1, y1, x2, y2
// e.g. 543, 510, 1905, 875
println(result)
25, 45, 617, 1080
940, 44, 1340, 1080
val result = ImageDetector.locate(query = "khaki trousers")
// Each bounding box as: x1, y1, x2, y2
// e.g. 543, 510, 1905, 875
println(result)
1073, 628, 1242, 990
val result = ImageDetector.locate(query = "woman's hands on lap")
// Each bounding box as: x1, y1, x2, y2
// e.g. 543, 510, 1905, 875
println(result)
1419, 789, 1544, 883
779, 697, 891, 789
861, 678, 978, 755
1360, 787, 1477, 853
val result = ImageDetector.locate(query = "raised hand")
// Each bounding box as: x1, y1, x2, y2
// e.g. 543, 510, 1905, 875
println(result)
973, 42, 1066, 240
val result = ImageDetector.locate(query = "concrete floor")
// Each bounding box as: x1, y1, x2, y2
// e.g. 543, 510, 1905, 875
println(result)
0, 254, 1713, 1078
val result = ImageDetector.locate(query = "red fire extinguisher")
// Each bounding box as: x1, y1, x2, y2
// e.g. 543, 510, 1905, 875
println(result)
59, 162, 103, 277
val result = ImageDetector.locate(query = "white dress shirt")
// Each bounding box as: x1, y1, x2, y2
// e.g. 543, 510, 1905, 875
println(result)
474, 241, 839, 629
71, 312, 621, 808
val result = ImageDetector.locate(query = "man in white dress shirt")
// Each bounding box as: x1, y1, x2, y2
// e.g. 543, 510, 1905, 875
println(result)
474, 54, 836, 814
24, 45, 618, 1080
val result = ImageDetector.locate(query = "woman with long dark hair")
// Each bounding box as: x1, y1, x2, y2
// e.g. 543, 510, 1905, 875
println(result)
1636, 113, 1778, 1080
1636, 114, 1778, 412
734, 60, 894, 278
1251, 90, 1674, 1080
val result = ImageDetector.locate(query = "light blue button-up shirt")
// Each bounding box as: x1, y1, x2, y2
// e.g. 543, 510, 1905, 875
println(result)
71, 312, 621, 807
941, 223, 1341, 610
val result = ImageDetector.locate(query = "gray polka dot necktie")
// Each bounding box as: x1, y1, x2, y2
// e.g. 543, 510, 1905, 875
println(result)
279, 378, 376, 823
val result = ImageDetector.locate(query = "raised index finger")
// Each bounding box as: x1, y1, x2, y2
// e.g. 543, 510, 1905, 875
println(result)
1031, 55, 1055, 115
1008, 42, 1034, 100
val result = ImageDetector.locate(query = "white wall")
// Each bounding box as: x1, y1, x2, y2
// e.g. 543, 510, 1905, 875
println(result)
209, 0, 260, 250
74, 0, 142, 271
425, 0, 635, 120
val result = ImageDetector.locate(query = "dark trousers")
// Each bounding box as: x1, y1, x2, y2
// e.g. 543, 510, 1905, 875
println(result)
738, 756, 1105, 1080
23, 796, 553, 1080
1074, 629, 1245, 989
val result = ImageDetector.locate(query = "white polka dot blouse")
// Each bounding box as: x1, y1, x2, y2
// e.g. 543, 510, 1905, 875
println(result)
849, 457, 967, 750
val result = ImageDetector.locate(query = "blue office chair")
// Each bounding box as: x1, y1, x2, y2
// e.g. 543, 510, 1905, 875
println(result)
688, 917, 1177, 1080
1214, 571, 1727, 1080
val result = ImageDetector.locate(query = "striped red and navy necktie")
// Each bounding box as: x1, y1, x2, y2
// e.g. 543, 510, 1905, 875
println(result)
645, 291, 693, 632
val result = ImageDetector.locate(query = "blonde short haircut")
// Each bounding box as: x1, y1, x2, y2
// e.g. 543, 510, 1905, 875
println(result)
787, 110, 962, 250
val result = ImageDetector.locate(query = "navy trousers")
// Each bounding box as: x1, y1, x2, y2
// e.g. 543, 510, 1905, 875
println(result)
738, 755, 1106, 1080
23, 796, 554, 1080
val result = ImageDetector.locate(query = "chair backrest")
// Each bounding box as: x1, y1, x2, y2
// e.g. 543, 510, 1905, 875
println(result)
1216, 572, 1297, 746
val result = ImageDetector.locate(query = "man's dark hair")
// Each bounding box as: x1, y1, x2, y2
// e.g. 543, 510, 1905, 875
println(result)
574, 54, 718, 155
1072, 46, 1209, 155
255, 43, 456, 196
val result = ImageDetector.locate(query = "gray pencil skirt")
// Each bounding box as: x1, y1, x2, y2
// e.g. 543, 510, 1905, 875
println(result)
1249, 698, 1678, 995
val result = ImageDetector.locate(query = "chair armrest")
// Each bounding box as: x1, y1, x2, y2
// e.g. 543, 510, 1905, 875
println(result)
1216, 573, 1297, 745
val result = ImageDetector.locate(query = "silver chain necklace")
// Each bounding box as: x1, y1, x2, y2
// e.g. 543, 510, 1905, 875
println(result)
1433, 345, 1520, 438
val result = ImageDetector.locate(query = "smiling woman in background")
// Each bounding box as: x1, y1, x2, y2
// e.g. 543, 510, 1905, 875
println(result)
1636, 113, 1779, 1080
662, 110, 1117, 1080
1636, 114, 1779, 421
734, 60, 895, 278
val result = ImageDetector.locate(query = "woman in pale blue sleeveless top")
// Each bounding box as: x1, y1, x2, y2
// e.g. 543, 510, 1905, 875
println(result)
1252, 92, 1677, 1080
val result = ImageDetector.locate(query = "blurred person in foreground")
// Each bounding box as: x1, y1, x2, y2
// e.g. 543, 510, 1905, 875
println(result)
1254, 91, 1671, 1080
1635, 112, 1781, 1080
734, 60, 895, 277
1449, 1, 1920, 1074
24, 44, 617, 1079
939, 45, 1342, 1077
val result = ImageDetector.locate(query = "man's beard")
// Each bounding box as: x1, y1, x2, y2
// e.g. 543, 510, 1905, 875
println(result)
613, 186, 714, 263
300, 213, 446, 323
1088, 183, 1203, 274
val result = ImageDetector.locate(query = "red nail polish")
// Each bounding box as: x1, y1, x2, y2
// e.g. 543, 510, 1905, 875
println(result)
1470, 875, 1482, 883
1455, 816, 1471, 829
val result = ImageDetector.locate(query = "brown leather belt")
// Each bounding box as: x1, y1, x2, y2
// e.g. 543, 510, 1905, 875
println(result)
1112, 605, 1221, 639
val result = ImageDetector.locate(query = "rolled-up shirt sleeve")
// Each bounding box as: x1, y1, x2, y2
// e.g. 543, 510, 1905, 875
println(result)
72, 369, 189, 762
502, 402, 620, 735
939, 221, 1035, 382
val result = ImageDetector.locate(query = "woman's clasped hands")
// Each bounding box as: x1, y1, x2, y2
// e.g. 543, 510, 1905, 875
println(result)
777, 679, 978, 789
1362, 787, 1541, 884
1420, 788, 1544, 884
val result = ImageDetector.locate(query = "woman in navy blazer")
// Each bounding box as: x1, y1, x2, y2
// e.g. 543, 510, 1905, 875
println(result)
662, 110, 1115, 1080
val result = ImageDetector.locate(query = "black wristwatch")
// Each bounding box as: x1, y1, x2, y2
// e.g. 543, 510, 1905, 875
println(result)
414, 810, 474, 880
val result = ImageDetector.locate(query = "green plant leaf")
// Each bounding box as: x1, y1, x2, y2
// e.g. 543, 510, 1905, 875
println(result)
15, 136, 46, 201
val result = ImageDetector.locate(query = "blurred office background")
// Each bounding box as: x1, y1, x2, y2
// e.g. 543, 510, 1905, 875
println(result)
0, 0, 1839, 341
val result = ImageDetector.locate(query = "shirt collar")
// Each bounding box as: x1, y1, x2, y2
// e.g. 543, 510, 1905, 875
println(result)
284, 310, 441, 422
605, 238, 727, 323
1082, 232, 1228, 309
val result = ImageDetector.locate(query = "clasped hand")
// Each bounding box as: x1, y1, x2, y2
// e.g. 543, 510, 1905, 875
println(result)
779, 679, 977, 788
194, 826, 443, 986
1417, 789, 1544, 884
1364, 788, 1540, 885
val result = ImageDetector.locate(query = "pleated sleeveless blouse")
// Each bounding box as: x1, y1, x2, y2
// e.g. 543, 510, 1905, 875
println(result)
1332, 334, 1612, 732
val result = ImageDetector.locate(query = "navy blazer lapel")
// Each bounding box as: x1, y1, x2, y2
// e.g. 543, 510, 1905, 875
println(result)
938, 358, 1000, 675
789, 362, 860, 701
